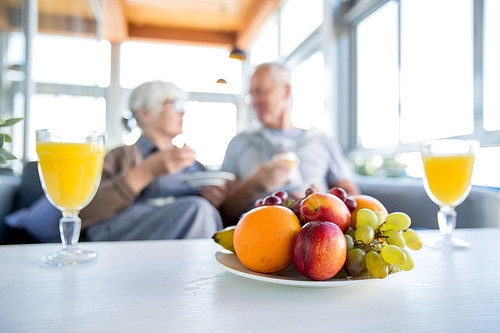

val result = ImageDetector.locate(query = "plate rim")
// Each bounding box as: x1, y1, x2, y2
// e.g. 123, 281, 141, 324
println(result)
213, 250, 400, 288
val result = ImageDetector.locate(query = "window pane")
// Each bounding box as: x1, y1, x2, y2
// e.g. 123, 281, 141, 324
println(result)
172, 102, 237, 167
483, 0, 500, 132
120, 42, 242, 94
291, 51, 325, 131
28, 94, 106, 160
250, 17, 279, 66
356, 1, 399, 149
33, 35, 110, 87
280, 0, 323, 56
400, 0, 473, 142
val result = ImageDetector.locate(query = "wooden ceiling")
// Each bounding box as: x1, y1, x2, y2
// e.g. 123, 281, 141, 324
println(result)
105, 0, 283, 50
0, 0, 282, 50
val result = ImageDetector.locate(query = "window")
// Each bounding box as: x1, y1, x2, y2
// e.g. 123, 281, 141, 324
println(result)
280, 0, 323, 57
33, 35, 111, 87
356, 1, 399, 149
120, 42, 242, 94
400, 0, 473, 142
172, 102, 237, 167
483, 0, 500, 132
291, 51, 325, 131
250, 17, 279, 66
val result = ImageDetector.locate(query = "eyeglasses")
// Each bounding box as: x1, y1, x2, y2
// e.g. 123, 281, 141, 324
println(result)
164, 100, 185, 114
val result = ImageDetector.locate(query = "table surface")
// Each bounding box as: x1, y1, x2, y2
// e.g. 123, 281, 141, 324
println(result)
1, 228, 499, 333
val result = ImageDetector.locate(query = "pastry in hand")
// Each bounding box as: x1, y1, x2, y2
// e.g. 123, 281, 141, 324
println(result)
272, 150, 300, 169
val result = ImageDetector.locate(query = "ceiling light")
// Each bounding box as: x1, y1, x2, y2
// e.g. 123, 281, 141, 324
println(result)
229, 48, 247, 61
216, 78, 227, 84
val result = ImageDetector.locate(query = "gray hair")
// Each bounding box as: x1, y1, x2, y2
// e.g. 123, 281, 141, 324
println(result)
128, 80, 188, 119
255, 62, 292, 87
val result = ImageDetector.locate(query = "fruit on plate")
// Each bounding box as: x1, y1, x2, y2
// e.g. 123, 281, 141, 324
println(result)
300, 193, 351, 233
212, 226, 236, 253
233, 205, 301, 274
349, 194, 388, 230
293, 221, 347, 281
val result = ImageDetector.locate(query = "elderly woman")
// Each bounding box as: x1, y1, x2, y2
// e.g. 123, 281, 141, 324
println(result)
4, 81, 225, 242
77, 80, 226, 240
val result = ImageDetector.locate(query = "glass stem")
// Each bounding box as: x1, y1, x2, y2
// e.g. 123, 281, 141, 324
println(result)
437, 206, 457, 237
60, 212, 81, 251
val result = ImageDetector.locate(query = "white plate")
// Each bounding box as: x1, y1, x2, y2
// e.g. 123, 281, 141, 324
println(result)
214, 250, 401, 288
180, 171, 236, 188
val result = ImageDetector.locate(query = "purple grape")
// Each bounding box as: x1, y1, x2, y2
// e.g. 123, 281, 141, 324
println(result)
329, 187, 347, 202
271, 190, 288, 202
262, 195, 283, 206
344, 197, 357, 212
255, 198, 264, 207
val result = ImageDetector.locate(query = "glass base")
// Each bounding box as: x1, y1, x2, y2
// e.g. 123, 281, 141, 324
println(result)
40, 248, 98, 267
425, 235, 471, 250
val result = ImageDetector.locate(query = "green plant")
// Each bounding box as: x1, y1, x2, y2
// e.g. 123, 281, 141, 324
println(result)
0, 116, 23, 164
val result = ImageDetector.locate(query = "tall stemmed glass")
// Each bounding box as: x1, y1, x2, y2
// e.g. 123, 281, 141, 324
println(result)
36, 129, 106, 266
420, 139, 479, 250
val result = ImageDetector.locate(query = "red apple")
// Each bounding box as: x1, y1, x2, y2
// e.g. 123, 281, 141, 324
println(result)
293, 221, 347, 281
300, 193, 351, 233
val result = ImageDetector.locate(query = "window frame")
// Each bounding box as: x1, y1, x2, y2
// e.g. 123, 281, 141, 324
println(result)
339, 0, 500, 160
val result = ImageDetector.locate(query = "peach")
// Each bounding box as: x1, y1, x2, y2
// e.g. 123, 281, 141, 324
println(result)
300, 193, 351, 233
293, 221, 347, 281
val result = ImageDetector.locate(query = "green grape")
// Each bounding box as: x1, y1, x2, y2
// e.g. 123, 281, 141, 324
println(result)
344, 248, 366, 276
345, 234, 354, 253
396, 248, 415, 271
383, 229, 405, 248
385, 212, 411, 231
356, 208, 379, 230
380, 245, 407, 266
403, 228, 423, 250
355, 225, 374, 243
346, 228, 356, 238
375, 211, 385, 228
366, 251, 389, 279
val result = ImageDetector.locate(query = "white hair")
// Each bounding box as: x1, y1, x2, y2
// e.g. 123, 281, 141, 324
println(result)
128, 80, 188, 119
255, 62, 291, 86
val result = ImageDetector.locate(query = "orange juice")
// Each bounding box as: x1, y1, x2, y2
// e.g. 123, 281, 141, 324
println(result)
36, 142, 105, 211
422, 154, 475, 206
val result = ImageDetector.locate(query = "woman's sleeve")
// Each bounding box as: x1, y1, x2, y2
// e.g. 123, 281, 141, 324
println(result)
80, 146, 140, 229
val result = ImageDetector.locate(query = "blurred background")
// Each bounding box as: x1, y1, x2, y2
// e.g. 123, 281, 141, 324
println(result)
0, 0, 499, 187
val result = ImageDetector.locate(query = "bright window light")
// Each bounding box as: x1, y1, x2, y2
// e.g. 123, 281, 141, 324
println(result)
120, 42, 242, 94
250, 17, 279, 66
172, 102, 237, 168
280, 0, 323, 57
356, 1, 399, 149
291, 51, 325, 131
400, 0, 474, 142
483, 0, 500, 132
28, 94, 106, 160
33, 35, 111, 87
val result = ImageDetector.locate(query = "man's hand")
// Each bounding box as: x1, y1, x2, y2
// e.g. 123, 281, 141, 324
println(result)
200, 185, 229, 208
251, 161, 291, 192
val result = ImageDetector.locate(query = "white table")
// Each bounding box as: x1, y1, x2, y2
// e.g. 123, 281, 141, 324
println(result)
1, 228, 499, 332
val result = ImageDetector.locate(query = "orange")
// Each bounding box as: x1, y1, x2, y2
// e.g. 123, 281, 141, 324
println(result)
350, 194, 388, 230
233, 205, 301, 274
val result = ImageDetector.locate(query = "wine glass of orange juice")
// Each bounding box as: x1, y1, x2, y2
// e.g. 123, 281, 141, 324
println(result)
420, 139, 479, 250
36, 129, 106, 266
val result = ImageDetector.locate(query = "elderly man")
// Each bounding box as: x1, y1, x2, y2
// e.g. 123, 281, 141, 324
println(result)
220, 62, 360, 224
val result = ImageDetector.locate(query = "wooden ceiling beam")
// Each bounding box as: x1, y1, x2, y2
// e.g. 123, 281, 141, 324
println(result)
128, 25, 236, 48
236, 0, 281, 50
104, 0, 128, 43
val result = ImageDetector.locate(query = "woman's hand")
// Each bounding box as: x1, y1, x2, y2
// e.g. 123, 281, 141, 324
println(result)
144, 145, 197, 177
